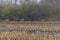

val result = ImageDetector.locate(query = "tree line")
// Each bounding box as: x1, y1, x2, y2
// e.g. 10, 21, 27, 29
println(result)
0, 0, 60, 21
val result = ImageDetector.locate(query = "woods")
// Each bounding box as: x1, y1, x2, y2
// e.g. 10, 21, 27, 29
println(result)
0, 0, 60, 21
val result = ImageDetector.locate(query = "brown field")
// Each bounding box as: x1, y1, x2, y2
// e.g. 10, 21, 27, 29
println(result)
0, 21, 60, 40
0, 32, 60, 40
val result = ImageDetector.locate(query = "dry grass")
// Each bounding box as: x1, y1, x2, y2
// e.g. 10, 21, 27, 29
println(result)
0, 22, 59, 40
0, 32, 59, 40
0, 23, 59, 31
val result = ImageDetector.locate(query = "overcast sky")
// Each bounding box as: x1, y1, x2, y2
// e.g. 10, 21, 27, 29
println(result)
0, 0, 41, 4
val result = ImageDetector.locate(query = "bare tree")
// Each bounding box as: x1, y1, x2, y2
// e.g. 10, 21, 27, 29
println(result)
15, 0, 18, 5
11, 0, 12, 5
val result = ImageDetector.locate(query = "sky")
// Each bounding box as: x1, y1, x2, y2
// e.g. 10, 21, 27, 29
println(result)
17, 0, 41, 4
0, 0, 41, 4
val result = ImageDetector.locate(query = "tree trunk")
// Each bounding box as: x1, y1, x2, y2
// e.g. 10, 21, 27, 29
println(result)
15, 0, 17, 5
